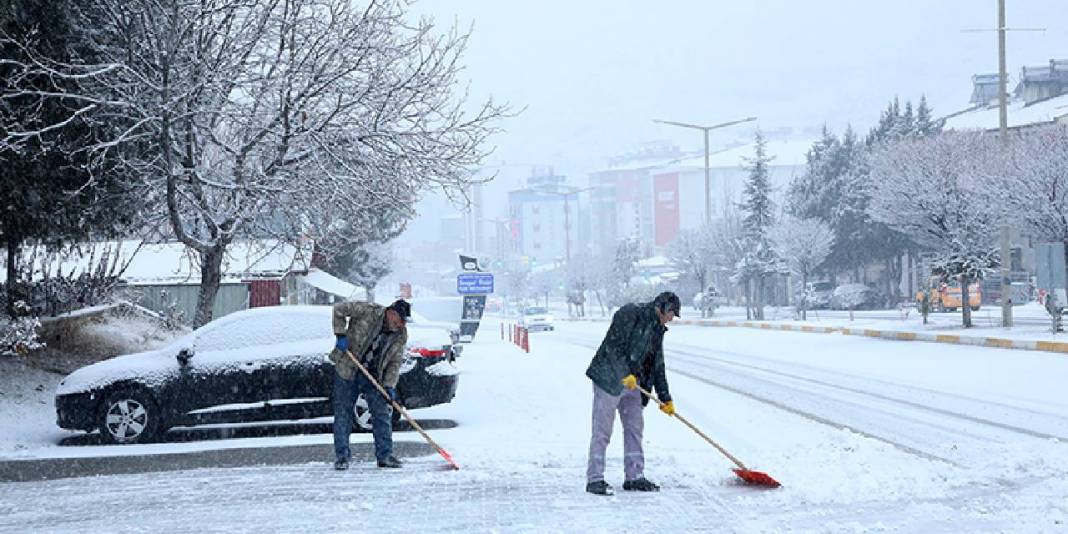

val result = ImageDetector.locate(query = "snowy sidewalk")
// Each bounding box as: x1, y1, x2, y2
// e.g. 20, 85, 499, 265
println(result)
548, 302, 1068, 356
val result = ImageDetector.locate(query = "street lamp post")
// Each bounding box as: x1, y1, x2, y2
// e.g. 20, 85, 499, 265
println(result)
534, 185, 594, 265
653, 117, 757, 224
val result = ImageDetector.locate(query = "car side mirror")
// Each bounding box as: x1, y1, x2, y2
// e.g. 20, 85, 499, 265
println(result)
177, 348, 194, 366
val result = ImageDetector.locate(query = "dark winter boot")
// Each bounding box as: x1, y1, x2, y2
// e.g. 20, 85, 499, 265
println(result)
334, 459, 349, 471
377, 455, 403, 468
585, 480, 614, 496
623, 478, 660, 492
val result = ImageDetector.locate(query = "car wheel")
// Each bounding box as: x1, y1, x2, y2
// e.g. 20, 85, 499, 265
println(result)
99, 389, 163, 445
353, 393, 393, 433
971, 306, 980, 311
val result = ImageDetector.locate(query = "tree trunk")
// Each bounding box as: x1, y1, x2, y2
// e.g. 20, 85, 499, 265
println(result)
193, 245, 226, 328
961, 273, 973, 328
745, 280, 752, 320
365, 286, 375, 303
800, 272, 808, 321
5, 233, 18, 318
755, 276, 765, 320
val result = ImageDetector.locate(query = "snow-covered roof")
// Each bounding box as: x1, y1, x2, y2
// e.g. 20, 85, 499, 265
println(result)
2, 240, 311, 285
942, 93, 1068, 131
659, 139, 814, 172
637, 255, 672, 268
298, 269, 364, 300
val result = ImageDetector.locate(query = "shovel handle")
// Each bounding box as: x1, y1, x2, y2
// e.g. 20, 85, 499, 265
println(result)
344, 350, 451, 461
635, 384, 748, 470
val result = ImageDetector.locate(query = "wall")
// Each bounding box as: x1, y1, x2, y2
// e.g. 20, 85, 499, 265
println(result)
120, 282, 250, 325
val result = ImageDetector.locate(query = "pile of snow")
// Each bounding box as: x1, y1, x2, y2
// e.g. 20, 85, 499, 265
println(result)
0, 358, 76, 455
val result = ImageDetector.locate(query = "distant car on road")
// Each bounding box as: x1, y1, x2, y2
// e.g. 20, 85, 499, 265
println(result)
518, 306, 554, 331
54, 306, 460, 444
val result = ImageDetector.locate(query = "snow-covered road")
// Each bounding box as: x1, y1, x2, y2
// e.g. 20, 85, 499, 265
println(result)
2, 317, 1066, 532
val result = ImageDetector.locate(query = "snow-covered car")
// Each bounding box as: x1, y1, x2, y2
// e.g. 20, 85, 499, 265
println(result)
830, 283, 883, 311
518, 306, 554, 331
54, 305, 460, 444
803, 281, 834, 309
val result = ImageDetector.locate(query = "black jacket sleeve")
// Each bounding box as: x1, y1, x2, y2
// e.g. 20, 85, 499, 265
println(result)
651, 342, 671, 403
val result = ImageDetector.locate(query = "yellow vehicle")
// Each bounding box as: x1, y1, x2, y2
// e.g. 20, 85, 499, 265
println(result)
916, 277, 981, 312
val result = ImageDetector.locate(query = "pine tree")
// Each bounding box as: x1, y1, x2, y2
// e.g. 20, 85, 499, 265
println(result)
916, 95, 939, 136
741, 132, 775, 239
735, 132, 779, 320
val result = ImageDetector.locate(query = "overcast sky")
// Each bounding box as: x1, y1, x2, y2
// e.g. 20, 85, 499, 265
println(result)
400, 0, 1067, 242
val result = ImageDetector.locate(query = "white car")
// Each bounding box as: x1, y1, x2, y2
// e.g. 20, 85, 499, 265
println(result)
518, 306, 554, 331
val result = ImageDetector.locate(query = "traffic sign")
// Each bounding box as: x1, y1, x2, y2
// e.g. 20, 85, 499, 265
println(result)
457, 272, 494, 294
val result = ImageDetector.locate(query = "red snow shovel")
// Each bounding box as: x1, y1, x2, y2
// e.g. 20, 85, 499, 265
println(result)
345, 350, 460, 470
637, 385, 780, 488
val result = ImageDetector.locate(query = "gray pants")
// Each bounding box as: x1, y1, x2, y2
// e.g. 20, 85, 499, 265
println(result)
586, 383, 644, 483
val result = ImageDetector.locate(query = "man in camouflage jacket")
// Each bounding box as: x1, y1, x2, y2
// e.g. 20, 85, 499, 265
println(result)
330, 299, 410, 470
584, 292, 680, 495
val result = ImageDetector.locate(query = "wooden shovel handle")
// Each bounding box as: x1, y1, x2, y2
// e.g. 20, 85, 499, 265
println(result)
635, 384, 748, 470
344, 350, 450, 457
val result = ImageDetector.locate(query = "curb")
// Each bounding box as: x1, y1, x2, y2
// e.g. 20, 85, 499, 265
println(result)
664, 318, 1068, 355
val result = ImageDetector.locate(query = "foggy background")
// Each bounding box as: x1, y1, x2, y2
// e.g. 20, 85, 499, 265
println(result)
398, 0, 1067, 244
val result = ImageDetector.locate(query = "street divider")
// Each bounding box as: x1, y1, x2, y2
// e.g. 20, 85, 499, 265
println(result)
561, 316, 1068, 355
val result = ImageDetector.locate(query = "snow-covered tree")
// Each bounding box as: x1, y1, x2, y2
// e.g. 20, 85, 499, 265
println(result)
1000, 125, 1068, 269
867, 131, 1001, 327
666, 225, 716, 303
770, 215, 834, 319
1, 0, 506, 326
831, 283, 869, 321
0, 0, 139, 316
734, 131, 780, 320
331, 241, 393, 303
606, 238, 642, 308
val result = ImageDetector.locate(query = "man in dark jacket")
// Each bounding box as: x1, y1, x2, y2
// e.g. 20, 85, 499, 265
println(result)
585, 291, 680, 496
329, 299, 410, 471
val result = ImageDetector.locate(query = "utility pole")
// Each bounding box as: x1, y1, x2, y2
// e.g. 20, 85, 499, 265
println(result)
653, 117, 757, 224
963, 0, 1042, 327
997, 0, 1013, 327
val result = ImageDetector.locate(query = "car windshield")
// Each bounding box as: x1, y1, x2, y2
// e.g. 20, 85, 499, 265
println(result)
524, 307, 548, 315
810, 282, 833, 291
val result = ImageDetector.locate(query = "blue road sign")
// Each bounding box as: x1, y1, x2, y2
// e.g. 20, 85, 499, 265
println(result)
457, 272, 494, 294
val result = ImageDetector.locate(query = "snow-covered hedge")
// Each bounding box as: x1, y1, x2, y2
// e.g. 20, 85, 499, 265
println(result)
0, 302, 43, 356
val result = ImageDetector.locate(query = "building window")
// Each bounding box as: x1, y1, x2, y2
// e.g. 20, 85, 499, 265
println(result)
533, 242, 541, 249
533, 224, 540, 232
532, 206, 540, 215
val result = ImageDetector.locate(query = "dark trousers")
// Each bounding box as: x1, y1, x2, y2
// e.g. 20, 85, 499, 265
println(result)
333, 370, 393, 462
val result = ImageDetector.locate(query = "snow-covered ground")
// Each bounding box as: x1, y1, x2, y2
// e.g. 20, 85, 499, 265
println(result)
2, 316, 1067, 532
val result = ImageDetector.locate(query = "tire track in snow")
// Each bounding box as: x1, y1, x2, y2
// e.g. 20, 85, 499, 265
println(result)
666, 337, 1068, 424
664, 344, 1068, 442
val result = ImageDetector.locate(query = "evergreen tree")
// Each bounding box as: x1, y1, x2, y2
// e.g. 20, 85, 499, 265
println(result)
0, 0, 137, 317
915, 95, 939, 136
741, 132, 775, 239
735, 131, 780, 320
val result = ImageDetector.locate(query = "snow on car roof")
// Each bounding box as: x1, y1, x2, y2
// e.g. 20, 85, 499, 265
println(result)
56, 305, 451, 396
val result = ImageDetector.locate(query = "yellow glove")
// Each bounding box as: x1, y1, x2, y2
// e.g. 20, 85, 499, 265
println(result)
621, 374, 638, 390
659, 401, 676, 416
